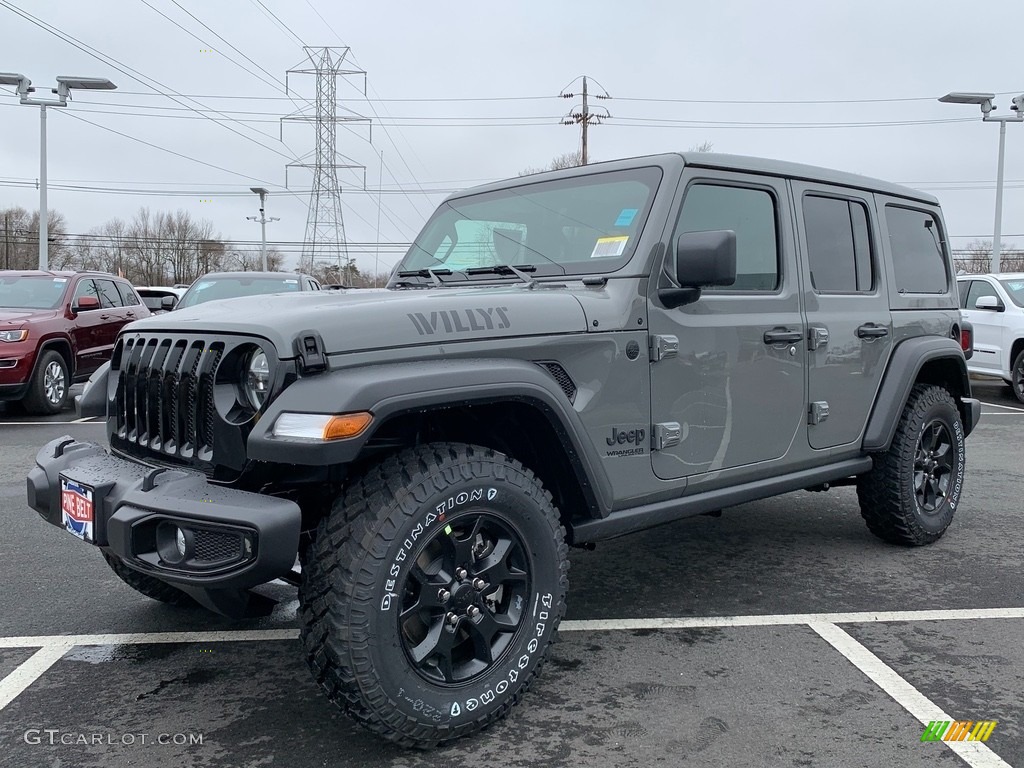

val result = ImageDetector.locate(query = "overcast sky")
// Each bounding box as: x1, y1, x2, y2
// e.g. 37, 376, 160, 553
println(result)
2, 0, 1024, 275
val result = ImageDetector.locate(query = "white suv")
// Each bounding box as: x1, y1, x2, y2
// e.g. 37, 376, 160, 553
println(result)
957, 273, 1024, 401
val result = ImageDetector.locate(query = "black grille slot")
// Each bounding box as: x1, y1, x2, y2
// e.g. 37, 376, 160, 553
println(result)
537, 361, 577, 403
114, 335, 226, 471
193, 529, 243, 563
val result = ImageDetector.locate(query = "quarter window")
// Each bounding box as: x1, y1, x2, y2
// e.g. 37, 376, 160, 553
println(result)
675, 184, 779, 291
803, 195, 874, 293
885, 206, 949, 294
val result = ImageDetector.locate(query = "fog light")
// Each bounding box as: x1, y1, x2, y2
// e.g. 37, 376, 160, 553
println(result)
157, 521, 194, 565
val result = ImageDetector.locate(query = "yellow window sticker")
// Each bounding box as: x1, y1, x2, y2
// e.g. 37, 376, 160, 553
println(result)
591, 236, 629, 258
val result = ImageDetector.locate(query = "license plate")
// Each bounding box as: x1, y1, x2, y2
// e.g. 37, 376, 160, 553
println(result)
60, 477, 95, 542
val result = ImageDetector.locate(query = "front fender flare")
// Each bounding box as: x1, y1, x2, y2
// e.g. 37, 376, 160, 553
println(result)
247, 359, 612, 515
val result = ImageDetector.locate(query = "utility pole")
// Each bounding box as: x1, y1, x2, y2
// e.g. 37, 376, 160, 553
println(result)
560, 75, 611, 165
3, 212, 9, 270
246, 187, 279, 271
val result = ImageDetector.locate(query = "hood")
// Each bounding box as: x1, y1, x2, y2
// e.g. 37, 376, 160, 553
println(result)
124, 286, 589, 356
0, 308, 58, 325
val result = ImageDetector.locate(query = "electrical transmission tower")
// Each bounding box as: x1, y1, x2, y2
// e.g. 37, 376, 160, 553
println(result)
560, 76, 611, 165
283, 47, 369, 277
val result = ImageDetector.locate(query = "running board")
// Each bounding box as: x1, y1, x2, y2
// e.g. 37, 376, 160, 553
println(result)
571, 457, 873, 544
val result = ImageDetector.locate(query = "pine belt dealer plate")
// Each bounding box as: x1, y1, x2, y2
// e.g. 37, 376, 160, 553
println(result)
60, 476, 95, 543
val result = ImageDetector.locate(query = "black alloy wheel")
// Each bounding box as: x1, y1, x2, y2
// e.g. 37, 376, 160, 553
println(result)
399, 513, 531, 685
914, 420, 954, 513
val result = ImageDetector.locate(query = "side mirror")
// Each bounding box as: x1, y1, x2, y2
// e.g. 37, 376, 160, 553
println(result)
161, 295, 177, 310
72, 295, 100, 313
659, 230, 737, 309
974, 295, 1004, 312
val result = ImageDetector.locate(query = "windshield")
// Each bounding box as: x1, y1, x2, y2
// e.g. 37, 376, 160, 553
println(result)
394, 167, 662, 280
999, 278, 1024, 308
0, 275, 69, 310
176, 276, 302, 309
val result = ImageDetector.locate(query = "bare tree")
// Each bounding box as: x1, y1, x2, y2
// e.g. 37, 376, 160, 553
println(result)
953, 239, 1024, 274
223, 247, 285, 273
0, 206, 69, 270
518, 150, 585, 176
688, 141, 714, 153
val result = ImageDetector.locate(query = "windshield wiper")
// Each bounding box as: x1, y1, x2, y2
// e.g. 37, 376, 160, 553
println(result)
395, 268, 453, 286
465, 264, 537, 287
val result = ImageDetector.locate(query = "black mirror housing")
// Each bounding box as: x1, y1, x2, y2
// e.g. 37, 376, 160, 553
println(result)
659, 230, 737, 308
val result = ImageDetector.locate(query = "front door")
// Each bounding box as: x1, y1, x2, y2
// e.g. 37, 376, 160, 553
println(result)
649, 172, 806, 481
792, 184, 892, 450
960, 277, 1003, 374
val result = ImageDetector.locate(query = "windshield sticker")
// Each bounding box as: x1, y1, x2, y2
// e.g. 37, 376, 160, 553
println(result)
53, 278, 67, 283
1008, 281, 1024, 291
614, 208, 638, 227
591, 236, 629, 259
284, 279, 298, 284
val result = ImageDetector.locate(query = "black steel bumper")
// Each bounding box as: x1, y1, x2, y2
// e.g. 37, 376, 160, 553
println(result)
27, 437, 301, 593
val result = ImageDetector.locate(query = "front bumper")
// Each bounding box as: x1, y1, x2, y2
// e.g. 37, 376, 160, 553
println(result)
27, 437, 301, 592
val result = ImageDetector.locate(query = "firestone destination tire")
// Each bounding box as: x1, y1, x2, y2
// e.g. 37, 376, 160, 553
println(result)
103, 552, 195, 606
857, 384, 966, 546
299, 443, 569, 748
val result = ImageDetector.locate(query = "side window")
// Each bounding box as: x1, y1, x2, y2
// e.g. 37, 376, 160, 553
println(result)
803, 194, 874, 293
885, 205, 949, 294
957, 280, 971, 309
95, 279, 123, 309
675, 183, 778, 291
72, 279, 99, 307
114, 281, 140, 306
966, 279, 1000, 310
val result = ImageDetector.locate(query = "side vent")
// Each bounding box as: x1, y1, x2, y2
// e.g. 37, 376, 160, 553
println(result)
536, 361, 577, 403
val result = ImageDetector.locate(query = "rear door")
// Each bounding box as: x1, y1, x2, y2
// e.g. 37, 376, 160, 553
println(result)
94, 279, 128, 361
793, 184, 892, 450
649, 171, 806, 481
69, 279, 105, 375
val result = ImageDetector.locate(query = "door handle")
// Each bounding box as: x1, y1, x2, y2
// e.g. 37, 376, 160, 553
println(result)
99, 314, 111, 320
763, 328, 803, 345
126, 311, 135, 318
856, 323, 889, 339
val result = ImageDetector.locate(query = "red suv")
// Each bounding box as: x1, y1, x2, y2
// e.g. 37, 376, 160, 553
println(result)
0, 271, 150, 414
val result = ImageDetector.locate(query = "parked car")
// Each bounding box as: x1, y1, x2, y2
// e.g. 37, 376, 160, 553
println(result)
957, 272, 1024, 401
173, 271, 321, 310
28, 153, 979, 747
135, 286, 186, 313
0, 270, 150, 413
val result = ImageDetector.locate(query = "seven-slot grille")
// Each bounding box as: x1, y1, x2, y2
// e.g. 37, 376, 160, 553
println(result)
114, 336, 224, 466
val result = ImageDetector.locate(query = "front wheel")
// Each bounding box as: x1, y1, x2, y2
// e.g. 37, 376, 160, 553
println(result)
857, 384, 966, 546
1011, 349, 1024, 404
299, 443, 569, 748
23, 350, 69, 415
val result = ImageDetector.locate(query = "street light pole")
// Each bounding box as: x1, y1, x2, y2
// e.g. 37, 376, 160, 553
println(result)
939, 91, 1024, 274
0, 73, 117, 271
247, 187, 279, 272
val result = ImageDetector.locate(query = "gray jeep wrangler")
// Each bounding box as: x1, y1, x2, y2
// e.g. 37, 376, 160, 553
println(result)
27, 152, 981, 748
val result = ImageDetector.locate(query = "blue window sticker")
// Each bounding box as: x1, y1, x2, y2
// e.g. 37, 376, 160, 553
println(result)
614, 208, 638, 227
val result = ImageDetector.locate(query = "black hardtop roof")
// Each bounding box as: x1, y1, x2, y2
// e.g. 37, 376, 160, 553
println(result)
448, 152, 938, 206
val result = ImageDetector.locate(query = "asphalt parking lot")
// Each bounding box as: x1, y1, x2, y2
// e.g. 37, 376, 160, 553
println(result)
1, 378, 1023, 768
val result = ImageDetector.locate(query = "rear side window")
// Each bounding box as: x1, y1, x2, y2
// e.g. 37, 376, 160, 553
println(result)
95, 279, 123, 308
675, 184, 779, 291
114, 281, 140, 306
885, 206, 949, 294
957, 280, 971, 308
803, 195, 874, 292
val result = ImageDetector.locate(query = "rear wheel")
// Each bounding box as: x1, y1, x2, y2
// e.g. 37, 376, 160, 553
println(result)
857, 384, 965, 546
299, 442, 569, 748
103, 552, 195, 605
22, 350, 69, 415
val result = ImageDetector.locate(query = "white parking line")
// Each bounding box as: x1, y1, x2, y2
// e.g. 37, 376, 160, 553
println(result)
0, 421, 101, 426
980, 401, 1024, 413
811, 622, 1010, 768
0, 643, 72, 711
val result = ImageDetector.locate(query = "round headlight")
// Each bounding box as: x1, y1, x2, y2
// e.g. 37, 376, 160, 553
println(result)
244, 347, 271, 410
